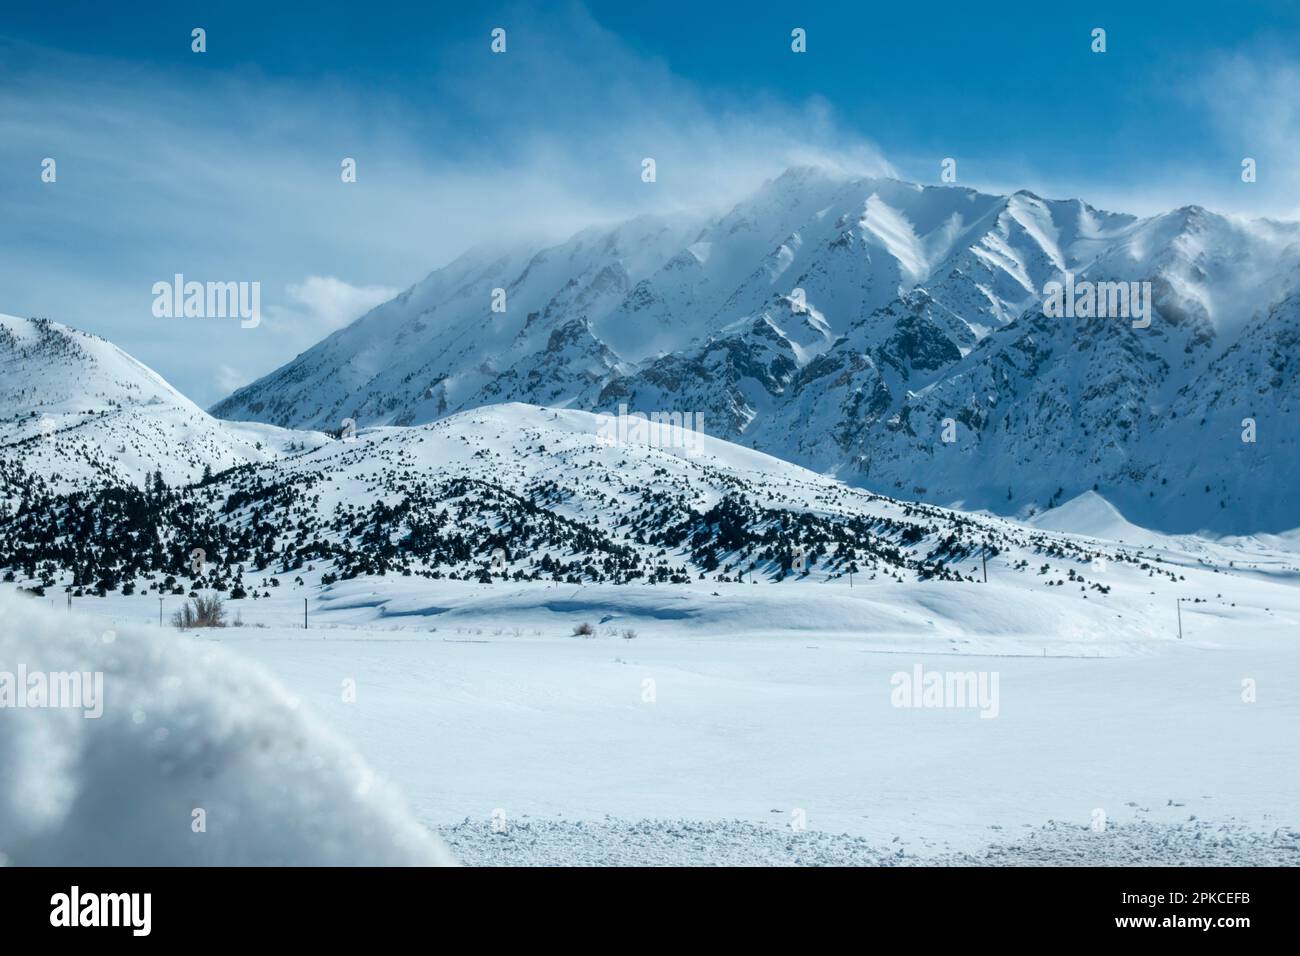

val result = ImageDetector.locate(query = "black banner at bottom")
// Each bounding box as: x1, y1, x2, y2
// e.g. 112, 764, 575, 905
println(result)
0, 865, 1285, 941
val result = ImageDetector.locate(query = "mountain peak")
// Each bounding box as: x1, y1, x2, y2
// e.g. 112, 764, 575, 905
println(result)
205, 173, 1300, 533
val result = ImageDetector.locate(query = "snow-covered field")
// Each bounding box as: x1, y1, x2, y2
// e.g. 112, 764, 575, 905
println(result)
2, 315, 1296, 865
19, 551, 1298, 865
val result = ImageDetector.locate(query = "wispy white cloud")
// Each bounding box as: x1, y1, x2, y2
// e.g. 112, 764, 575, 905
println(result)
1194, 48, 1300, 219
215, 364, 247, 395
0, 13, 890, 405
8, 10, 1290, 409
270, 276, 400, 336
982, 45, 1300, 220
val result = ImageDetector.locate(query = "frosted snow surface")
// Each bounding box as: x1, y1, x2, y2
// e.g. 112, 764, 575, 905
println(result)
0, 590, 454, 866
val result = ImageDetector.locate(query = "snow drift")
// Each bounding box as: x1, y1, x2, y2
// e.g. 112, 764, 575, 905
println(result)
0, 590, 454, 865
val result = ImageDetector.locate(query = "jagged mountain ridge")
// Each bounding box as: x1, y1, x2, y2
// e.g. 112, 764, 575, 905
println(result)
203, 167, 1300, 533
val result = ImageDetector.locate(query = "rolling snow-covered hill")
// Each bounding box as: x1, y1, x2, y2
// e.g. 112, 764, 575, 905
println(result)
210, 167, 1300, 534
0, 314, 326, 496
9, 391, 1298, 657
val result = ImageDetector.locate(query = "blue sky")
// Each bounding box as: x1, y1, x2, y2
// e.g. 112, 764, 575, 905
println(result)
2, 0, 1298, 404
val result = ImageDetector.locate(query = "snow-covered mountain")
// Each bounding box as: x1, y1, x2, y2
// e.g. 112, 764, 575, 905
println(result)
0, 314, 324, 496
211, 167, 1300, 534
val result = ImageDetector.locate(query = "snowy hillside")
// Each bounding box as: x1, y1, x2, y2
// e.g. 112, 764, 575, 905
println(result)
0, 314, 326, 497
209, 167, 1300, 534
6, 400, 1297, 658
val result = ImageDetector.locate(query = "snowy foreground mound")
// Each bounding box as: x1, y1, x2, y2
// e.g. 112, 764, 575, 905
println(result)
0, 591, 453, 865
